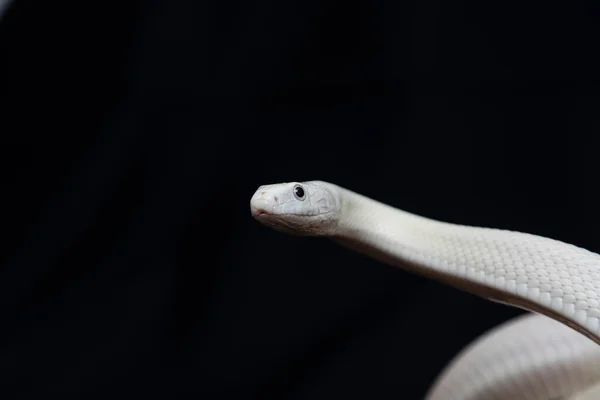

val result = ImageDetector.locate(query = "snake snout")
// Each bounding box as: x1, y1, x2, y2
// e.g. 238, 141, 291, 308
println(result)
250, 191, 279, 218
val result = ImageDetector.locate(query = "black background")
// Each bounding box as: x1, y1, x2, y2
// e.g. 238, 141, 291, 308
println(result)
1, 0, 599, 398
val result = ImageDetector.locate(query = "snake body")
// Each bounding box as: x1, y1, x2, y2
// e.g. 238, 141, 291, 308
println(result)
250, 181, 600, 399
425, 313, 600, 399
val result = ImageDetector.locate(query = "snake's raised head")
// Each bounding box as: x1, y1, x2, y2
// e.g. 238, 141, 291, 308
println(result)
250, 181, 340, 236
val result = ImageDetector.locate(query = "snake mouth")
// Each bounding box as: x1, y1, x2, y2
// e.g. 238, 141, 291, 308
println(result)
251, 207, 268, 217
250, 190, 280, 219
250, 201, 274, 218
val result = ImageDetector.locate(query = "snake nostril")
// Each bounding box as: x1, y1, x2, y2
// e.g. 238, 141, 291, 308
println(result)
274, 196, 278, 202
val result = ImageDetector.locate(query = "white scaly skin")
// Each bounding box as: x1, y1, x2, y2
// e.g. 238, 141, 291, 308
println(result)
250, 181, 600, 399
570, 379, 600, 400
425, 313, 600, 400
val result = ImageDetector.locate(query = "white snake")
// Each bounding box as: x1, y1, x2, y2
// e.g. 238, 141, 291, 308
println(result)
250, 181, 600, 400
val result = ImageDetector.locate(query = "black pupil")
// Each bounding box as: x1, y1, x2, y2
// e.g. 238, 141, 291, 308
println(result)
294, 186, 305, 198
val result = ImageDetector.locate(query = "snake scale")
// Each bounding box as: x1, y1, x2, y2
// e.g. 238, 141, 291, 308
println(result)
250, 181, 600, 399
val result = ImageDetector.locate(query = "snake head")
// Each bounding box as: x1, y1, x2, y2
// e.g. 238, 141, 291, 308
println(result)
250, 181, 340, 236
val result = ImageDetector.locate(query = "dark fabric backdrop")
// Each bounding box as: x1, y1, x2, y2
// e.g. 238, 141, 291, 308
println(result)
1, 0, 599, 398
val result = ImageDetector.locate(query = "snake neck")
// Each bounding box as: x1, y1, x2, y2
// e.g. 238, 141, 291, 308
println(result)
329, 186, 600, 346
331, 186, 437, 271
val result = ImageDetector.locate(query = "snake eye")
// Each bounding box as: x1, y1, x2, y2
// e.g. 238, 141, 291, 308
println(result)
293, 184, 306, 201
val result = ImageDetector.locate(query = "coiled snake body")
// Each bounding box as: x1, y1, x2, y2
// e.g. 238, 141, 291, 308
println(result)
250, 181, 600, 400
